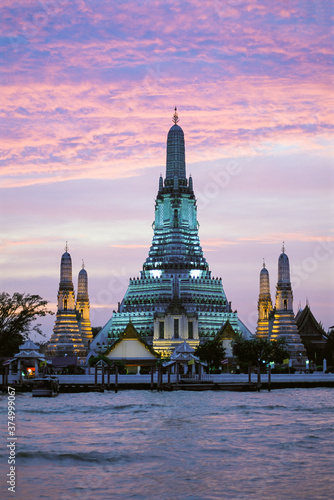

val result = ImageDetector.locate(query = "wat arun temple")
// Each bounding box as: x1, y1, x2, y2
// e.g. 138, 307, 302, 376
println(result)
46, 109, 322, 362
90, 109, 251, 356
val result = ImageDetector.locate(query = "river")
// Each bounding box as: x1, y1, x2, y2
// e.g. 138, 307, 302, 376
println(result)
1, 388, 333, 499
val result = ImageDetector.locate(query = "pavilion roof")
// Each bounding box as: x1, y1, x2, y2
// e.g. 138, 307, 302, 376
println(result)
14, 350, 46, 359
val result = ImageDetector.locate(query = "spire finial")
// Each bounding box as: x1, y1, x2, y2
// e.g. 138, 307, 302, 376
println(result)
173, 106, 179, 125
263, 258, 266, 268
65, 241, 68, 252
282, 241, 285, 253
82, 259, 85, 269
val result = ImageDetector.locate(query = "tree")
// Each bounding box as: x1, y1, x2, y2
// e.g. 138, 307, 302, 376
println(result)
324, 330, 334, 369
92, 326, 102, 338
0, 292, 54, 357
195, 339, 226, 372
88, 354, 114, 367
233, 337, 290, 381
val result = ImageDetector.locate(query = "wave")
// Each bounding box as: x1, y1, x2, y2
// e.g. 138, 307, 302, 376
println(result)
16, 450, 133, 465
112, 403, 164, 410
22, 402, 165, 416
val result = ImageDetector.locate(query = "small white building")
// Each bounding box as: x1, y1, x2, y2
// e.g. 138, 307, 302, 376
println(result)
105, 322, 160, 374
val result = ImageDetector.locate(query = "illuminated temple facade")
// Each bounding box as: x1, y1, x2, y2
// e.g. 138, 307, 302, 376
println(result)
271, 246, 305, 358
255, 246, 306, 361
255, 261, 273, 339
91, 110, 249, 356
46, 247, 92, 357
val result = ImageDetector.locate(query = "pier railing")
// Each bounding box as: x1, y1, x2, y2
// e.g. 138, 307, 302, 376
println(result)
180, 374, 213, 382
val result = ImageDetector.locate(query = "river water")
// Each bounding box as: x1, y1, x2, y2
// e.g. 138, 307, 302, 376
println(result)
1, 388, 333, 500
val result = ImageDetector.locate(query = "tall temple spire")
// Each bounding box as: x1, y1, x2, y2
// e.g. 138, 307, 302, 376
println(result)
77, 266, 89, 301
271, 246, 305, 360
143, 112, 207, 272
166, 107, 186, 185
46, 246, 86, 358
255, 261, 273, 339
76, 263, 93, 346
278, 247, 290, 284
89, 111, 245, 356
60, 247, 73, 289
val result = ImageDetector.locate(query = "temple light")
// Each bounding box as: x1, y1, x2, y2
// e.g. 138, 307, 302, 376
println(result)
190, 270, 201, 279
151, 270, 162, 278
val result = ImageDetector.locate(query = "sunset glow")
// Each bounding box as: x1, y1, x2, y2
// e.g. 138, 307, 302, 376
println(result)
1, 0, 333, 337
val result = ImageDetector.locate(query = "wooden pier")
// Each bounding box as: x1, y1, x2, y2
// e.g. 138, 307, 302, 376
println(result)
1, 373, 333, 393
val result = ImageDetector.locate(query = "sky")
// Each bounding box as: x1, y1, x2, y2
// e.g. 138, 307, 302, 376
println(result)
1, 0, 333, 340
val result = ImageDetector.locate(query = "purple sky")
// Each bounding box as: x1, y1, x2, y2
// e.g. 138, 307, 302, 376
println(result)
1, 0, 333, 339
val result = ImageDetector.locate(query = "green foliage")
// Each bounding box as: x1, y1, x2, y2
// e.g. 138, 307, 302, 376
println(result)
233, 337, 290, 367
303, 341, 326, 363
65, 366, 85, 375
0, 292, 54, 357
195, 339, 226, 371
271, 366, 296, 374
91, 326, 102, 338
139, 365, 151, 374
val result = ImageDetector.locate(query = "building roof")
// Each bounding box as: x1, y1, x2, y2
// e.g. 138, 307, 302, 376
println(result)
14, 350, 45, 359
215, 320, 240, 341
19, 340, 40, 351
106, 322, 160, 359
295, 305, 327, 344
171, 341, 195, 357
11, 340, 46, 360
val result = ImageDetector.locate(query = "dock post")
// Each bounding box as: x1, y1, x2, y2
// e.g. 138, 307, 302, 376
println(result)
323, 359, 327, 373
101, 366, 105, 386
198, 364, 201, 381
157, 366, 160, 391
150, 366, 154, 391
176, 362, 179, 386
257, 367, 261, 391
268, 365, 271, 392
248, 364, 251, 383
115, 366, 118, 394
107, 368, 110, 390
168, 366, 171, 384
